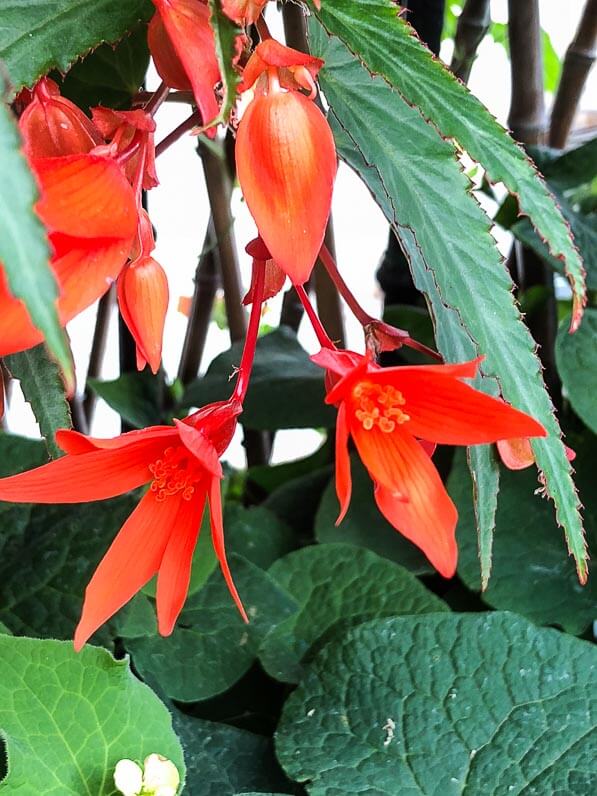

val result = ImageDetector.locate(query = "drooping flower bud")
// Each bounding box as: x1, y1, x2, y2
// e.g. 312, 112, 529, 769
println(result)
91, 107, 158, 190
117, 211, 169, 374
235, 41, 336, 286
18, 77, 102, 159
149, 0, 221, 127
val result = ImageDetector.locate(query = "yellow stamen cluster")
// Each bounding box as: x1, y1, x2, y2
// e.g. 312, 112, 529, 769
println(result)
149, 446, 202, 501
353, 381, 409, 433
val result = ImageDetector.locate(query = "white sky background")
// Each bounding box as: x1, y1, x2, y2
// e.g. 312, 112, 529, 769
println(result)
6, 0, 597, 467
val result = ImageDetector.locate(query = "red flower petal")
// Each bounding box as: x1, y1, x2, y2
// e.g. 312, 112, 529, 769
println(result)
148, 10, 193, 90
236, 91, 336, 284
334, 401, 352, 524
74, 490, 178, 650
372, 369, 547, 445
156, 489, 207, 636
350, 422, 457, 577
55, 426, 176, 454
174, 419, 223, 478
117, 256, 169, 374
0, 437, 165, 503
208, 474, 248, 622
221, 0, 267, 25
240, 39, 324, 92
151, 0, 221, 126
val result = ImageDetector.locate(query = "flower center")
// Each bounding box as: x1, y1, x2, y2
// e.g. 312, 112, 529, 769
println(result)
148, 446, 202, 501
352, 381, 410, 433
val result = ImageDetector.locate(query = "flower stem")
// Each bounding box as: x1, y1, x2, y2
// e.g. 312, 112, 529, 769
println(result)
155, 110, 203, 157
255, 16, 273, 40
294, 284, 336, 350
232, 262, 266, 403
319, 244, 374, 326
144, 81, 170, 117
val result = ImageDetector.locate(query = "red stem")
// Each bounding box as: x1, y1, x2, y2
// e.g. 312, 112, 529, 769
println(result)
294, 284, 336, 350
232, 262, 266, 403
255, 16, 272, 40
144, 81, 170, 117
155, 110, 202, 157
319, 244, 374, 326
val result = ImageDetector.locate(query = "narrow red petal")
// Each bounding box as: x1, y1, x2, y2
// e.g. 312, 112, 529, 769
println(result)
55, 426, 176, 454
374, 369, 547, 445
335, 401, 352, 524
156, 490, 206, 636
74, 490, 178, 650
208, 475, 248, 622
236, 91, 336, 285
174, 419, 223, 478
148, 11, 193, 90
0, 438, 165, 503
351, 423, 457, 577
152, 0, 221, 125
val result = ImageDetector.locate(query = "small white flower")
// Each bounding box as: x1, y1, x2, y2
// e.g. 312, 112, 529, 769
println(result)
114, 759, 143, 796
143, 754, 181, 796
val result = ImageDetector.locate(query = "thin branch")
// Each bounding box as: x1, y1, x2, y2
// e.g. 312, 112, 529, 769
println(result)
549, 0, 597, 148
177, 222, 220, 386
507, 0, 547, 145
144, 81, 170, 117
156, 110, 202, 157
450, 0, 491, 83
82, 289, 114, 424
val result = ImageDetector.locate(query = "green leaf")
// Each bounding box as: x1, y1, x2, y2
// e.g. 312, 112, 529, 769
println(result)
310, 23, 586, 582
226, 503, 296, 569
57, 24, 150, 110
182, 328, 335, 430
207, 0, 242, 130
125, 555, 299, 702
259, 544, 447, 683
311, 0, 585, 324
0, 494, 152, 643
276, 613, 597, 795
541, 136, 597, 193
264, 466, 332, 533
0, 433, 47, 544
541, 28, 562, 93
5, 344, 72, 458
315, 454, 433, 574
556, 309, 597, 433
0, 0, 153, 93
172, 712, 291, 796
89, 370, 165, 430
0, 100, 72, 381
451, 441, 597, 635
0, 635, 184, 794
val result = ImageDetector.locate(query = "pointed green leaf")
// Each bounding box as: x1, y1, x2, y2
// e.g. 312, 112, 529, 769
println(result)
276, 613, 597, 795
0, 101, 72, 381
311, 0, 586, 327
556, 309, 597, 433
309, 24, 586, 582
5, 344, 72, 458
0, 635, 184, 794
0, 0, 153, 93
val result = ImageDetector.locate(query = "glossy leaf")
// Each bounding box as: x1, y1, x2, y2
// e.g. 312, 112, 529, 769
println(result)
276, 613, 597, 795
310, 24, 586, 582
556, 309, 597, 433
125, 555, 299, 702
0, 0, 153, 93
450, 443, 597, 635
259, 543, 447, 683
0, 635, 184, 794
89, 370, 165, 430
0, 101, 72, 380
182, 328, 335, 430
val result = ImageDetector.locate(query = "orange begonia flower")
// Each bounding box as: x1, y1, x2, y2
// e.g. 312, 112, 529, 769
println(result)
0, 400, 245, 649
222, 0, 268, 25
149, 0, 221, 127
497, 436, 575, 470
236, 40, 336, 285
118, 210, 169, 374
91, 107, 158, 190
0, 154, 137, 357
19, 77, 103, 159
313, 349, 547, 577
